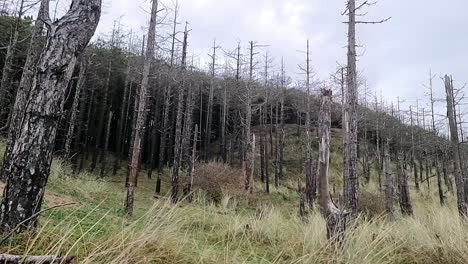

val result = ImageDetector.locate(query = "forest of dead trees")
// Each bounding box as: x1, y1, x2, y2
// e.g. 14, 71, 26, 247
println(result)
0, 0, 467, 246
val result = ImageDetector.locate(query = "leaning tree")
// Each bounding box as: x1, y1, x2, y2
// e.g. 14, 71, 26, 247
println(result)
0, 0, 102, 232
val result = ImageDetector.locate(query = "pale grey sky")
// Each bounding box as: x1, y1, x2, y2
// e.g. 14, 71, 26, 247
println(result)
47, 0, 467, 130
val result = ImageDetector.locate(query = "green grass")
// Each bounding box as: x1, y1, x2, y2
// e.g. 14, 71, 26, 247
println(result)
0, 132, 467, 263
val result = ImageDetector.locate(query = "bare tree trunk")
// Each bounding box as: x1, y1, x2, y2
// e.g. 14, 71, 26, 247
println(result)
344, 0, 359, 218
124, 0, 158, 216
409, 106, 419, 192
384, 138, 395, 222
171, 83, 185, 203
444, 74, 467, 217
79, 87, 95, 172
204, 40, 217, 160
317, 89, 345, 241
64, 58, 87, 158
113, 33, 133, 175
100, 111, 113, 177
186, 124, 198, 202
304, 40, 315, 208
0, 0, 101, 232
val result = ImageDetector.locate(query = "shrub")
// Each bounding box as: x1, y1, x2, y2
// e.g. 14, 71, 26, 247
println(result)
358, 190, 386, 219
193, 162, 244, 203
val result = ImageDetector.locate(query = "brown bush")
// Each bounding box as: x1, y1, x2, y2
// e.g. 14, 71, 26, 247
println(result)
193, 162, 244, 203
358, 190, 386, 219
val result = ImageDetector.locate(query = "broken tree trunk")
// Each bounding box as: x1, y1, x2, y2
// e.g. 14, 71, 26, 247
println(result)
317, 89, 345, 241
0, 254, 74, 264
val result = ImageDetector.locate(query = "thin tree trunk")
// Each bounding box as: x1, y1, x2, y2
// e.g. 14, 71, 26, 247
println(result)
124, 0, 158, 216
444, 74, 466, 217
384, 138, 395, 222
64, 58, 87, 158
344, 0, 359, 218
113, 33, 133, 175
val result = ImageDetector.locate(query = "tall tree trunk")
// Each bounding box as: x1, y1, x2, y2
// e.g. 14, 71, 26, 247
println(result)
444, 74, 467, 217
384, 138, 395, 222
344, 0, 359, 218
317, 89, 345, 241
124, 0, 158, 216
0, 0, 101, 232
113, 34, 133, 175
304, 40, 315, 208
64, 58, 87, 158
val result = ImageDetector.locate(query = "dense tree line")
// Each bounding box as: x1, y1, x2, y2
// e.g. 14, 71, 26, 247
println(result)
0, 0, 467, 243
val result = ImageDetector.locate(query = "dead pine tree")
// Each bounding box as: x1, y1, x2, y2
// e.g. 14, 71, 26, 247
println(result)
396, 98, 413, 216
204, 40, 220, 161
298, 39, 316, 209
444, 74, 467, 217
277, 58, 286, 184
124, 0, 158, 216
113, 30, 134, 176
243, 41, 262, 205
64, 56, 88, 159
426, 69, 444, 205
171, 22, 190, 203
343, 0, 391, 218
317, 89, 345, 241
409, 106, 420, 192
0, 0, 102, 232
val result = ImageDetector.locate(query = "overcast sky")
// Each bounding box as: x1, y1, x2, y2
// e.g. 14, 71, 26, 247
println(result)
49, 0, 463, 127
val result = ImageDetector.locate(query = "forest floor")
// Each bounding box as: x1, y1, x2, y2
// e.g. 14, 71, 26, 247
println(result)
0, 131, 467, 263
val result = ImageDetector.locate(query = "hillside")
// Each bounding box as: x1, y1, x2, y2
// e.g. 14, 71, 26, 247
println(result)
0, 128, 465, 264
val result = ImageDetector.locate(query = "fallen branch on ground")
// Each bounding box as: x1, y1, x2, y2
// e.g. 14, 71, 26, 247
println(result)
0, 254, 74, 263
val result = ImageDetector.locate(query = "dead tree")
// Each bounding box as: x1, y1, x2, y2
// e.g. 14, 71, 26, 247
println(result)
277, 58, 286, 183
0, 0, 101, 232
317, 89, 345, 241
204, 40, 219, 160
384, 134, 395, 222
64, 57, 88, 159
124, 0, 158, 216
427, 70, 444, 205
444, 74, 467, 217
299, 39, 316, 208
171, 22, 190, 203
113, 30, 133, 176
156, 5, 179, 193
409, 106, 419, 192
343, 0, 390, 218
243, 41, 260, 204
396, 99, 412, 216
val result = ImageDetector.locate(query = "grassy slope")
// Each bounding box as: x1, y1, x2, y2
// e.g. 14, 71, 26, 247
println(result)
0, 131, 467, 264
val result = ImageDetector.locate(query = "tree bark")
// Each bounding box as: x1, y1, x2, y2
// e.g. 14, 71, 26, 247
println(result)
0, 0, 101, 232
124, 0, 158, 216
344, 0, 359, 218
444, 74, 467, 217
317, 89, 345, 241
384, 138, 395, 222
